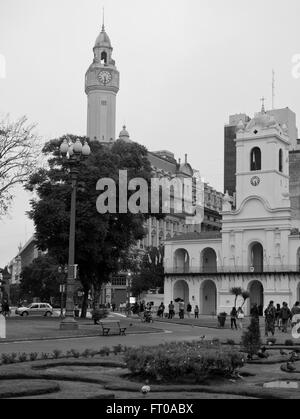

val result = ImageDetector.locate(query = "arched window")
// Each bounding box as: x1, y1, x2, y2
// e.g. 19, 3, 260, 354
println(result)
279, 149, 283, 173
250, 147, 261, 171
101, 51, 107, 64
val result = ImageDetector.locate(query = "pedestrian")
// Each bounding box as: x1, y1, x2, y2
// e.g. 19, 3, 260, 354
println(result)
168, 301, 175, 319
179, 301, 185, 319
112, 302, 116, 312
2, 300, 10, 317
280, 302, 291, 333
139, 301, 145, 313
291, 301, 300, 327
230, 307, 238, 330
275, 303, 281, 331
291, 301, 300, 316
157, 302, 165, 318
237, 307, 245, 330
250, 303, 260, 322
194, 305, 199, 319
187, 302, 192, 318
264, 301, 276, 337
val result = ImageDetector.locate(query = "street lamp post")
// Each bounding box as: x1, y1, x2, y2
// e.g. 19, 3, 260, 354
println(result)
59, 138, 91, 330
127, 272, 132, 317
58, 265, 68, 318
0, 272, 3, 304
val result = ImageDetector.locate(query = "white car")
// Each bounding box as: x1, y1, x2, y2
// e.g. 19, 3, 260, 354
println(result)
15, 303, 53, 317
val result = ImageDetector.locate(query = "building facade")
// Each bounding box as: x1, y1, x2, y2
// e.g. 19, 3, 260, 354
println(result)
165, 107, 300, 316
85, 23, 224, 307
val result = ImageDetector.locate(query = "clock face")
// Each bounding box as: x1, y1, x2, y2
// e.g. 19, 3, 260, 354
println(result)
98, 71, 112, 85
250, 176, 261, 187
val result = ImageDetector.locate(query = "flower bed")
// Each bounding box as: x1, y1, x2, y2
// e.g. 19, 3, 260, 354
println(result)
124, 341, 244, 383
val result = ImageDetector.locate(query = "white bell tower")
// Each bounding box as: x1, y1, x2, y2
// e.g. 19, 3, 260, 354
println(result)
85, 19, 119, 143
235, 102, 291, 209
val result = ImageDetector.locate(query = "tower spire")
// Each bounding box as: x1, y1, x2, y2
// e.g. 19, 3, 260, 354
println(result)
102, 6, 105, 31
260, 97, 266, 113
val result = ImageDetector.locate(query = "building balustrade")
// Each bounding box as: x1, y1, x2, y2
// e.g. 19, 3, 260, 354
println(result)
166, 265, 300, 274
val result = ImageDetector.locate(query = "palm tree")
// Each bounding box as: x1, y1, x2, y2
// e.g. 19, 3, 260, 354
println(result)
230, 287, 242, 308
241, 291, 250, 309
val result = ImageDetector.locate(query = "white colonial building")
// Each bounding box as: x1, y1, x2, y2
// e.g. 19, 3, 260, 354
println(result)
164, 106, 300, 315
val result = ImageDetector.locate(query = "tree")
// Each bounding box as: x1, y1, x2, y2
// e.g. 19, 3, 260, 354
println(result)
0, 116, 41, 216
131, 246, 165, 297
230, 287, 242, 308
241, 291, 250, 309
20, 255, 61, 302
241, 317, 262, 359
26, 137, 154, 317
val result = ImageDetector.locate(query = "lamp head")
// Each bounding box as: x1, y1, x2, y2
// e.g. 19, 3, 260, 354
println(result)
82, 141, 91, 157
73, 138, 83, 155
60, 139, 69, 156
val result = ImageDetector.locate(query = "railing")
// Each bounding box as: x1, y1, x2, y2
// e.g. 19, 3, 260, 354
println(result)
165, 265, 300, 274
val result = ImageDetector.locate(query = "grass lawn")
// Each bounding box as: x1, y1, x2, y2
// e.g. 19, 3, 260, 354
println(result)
1, 317, 161, 342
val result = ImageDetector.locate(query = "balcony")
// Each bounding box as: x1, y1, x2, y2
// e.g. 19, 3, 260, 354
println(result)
165, 265, 300, 275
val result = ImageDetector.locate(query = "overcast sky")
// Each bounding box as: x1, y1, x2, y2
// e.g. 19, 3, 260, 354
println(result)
1, 0, 300, 267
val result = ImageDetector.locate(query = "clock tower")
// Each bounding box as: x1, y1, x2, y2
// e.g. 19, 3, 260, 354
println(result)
85, 23, 119, 143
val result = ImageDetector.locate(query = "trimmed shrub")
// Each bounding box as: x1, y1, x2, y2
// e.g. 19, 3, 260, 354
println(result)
29, 352, 38, 362
1, 353, 17, 364
41, 353, 51, 360
124, 341, 244, 383
69, 349, 80, 359
100, 347, 110, 357
226, 339, 235, 346
284, 339, 294, 347
82, 349, 92, 358
242, 317, 261, 359
52, 350, 62, 360
18, 353, 28, 363
113, 344, 123, 355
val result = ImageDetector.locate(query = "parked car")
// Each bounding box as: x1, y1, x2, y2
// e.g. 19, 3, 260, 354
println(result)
15, 303, 53, 317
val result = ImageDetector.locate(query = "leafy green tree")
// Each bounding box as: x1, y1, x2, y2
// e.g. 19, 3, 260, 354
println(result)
26, 137, 154, 317
131, 246, 165, 297
20, 255, 61, 302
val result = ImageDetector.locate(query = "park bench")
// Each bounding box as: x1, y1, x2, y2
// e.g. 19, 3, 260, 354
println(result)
100, 320, 126, 336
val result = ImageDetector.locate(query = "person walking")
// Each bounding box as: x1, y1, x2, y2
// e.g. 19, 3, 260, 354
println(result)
179, 301, 185, 319
157, 302, 165, 318
187, 302, 192, 318
264, 301, 276, 337
275, 304, 282, 331
291, 301, 300, 328
250, 303, 260, 322
194, 305, 199, 319
230, 307, 238, 330
280, 302, 291, 333
237, 307, 245, 330
168, 301, 175, 319
1, 300, 10, 317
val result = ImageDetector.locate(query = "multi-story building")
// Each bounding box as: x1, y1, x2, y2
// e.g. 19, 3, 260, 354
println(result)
85, 23, 224, 306
165, 106, 300, 316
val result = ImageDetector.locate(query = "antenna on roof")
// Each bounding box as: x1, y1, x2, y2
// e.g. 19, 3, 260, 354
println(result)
272, 69, 275, 110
